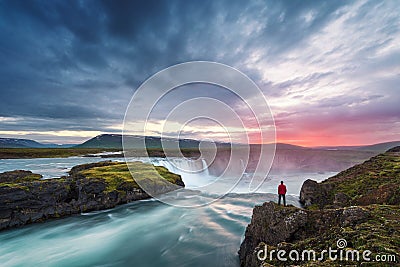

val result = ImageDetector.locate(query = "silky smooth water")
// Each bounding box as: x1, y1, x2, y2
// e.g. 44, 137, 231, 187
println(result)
0, 157, 336, 267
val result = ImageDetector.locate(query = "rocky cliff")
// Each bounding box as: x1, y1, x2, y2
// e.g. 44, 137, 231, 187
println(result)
239, 202, 399, 266
239, 147, 400, 266
0, 161, 184, 231
300, 147, 400, 208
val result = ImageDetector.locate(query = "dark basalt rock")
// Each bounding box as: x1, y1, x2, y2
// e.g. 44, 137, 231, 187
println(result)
238, 202, 307, 267
238, 202, 371, 267
0, 170, 42, 183
387, 146, 400, 152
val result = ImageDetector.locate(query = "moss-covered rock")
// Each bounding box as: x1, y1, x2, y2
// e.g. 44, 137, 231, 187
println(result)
71, 161, 184, 196
0, 170, 42, 183
300, 147, 400, 208
239, 203, 399, 266
0, 161, 184, 231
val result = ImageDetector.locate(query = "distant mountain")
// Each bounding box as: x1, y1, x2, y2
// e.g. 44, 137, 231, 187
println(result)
75, 134, 123, 148
0, 137, 75, 148
75, 134, 229, 149
76, 135, 400, 154
315, 141, 400, 153
0, 138, 45, 148
275, 143, 307, 150
2, 134, 398, 154
38, 143, 77, 148
356, 141, 400, 152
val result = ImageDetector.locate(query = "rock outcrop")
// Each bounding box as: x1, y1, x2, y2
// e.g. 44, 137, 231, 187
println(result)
299, 179, 334, 208
238, 202, 375, 266
300, 147, 400, 208
239, 147, 400, 266
0, 161, 184, 231
238, 202, 399, 267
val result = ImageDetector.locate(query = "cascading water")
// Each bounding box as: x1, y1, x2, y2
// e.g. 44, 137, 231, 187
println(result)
0, 156, 336, 267
152, 158, 209, 175
201, 158, 209, 176
150, 157, 217, 190
239, 159, 245, 173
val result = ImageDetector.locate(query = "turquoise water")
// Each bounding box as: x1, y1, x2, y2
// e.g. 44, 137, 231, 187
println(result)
0, 157, 335, 266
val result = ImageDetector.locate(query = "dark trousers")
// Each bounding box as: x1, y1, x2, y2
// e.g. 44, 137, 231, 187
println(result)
278, 194, 286, 206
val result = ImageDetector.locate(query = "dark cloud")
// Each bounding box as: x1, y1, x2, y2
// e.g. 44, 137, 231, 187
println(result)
101, 0, 170, 41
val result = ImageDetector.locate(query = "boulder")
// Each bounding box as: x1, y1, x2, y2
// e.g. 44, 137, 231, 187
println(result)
299, 179, 333, 208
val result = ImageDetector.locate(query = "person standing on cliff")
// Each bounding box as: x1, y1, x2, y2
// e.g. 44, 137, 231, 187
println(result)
278, 181, 287, 206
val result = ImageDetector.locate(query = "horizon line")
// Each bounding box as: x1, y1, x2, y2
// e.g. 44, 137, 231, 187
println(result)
0, 134, 399, 148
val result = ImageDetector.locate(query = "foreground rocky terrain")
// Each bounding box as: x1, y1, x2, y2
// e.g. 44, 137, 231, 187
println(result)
239, 147, 400, 266
0, 161, 184, 231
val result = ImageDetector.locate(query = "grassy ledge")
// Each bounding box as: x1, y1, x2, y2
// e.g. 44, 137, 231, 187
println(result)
323, 149, 400, 206
77, 161, 183, 192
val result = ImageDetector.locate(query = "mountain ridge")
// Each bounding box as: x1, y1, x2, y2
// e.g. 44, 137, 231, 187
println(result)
313, 140, 400, 152
74, 134, 231, 149
0, 138, 76, 148
1, 135, 399, 153
0, 138, 44, 148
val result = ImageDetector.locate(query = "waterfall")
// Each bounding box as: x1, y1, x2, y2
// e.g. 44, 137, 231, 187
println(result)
201, 158, 209, 176
153, 157, 209, 176
240, 159, 245, 173
152, 159, 177, 173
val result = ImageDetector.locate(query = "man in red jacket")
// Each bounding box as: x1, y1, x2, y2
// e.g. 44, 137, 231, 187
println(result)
278, 181, 287, 206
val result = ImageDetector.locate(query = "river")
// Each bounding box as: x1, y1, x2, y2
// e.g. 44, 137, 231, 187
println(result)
0, 156, 336, 267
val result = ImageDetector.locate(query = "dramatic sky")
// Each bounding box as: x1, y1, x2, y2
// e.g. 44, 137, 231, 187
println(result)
0, 0, 399, 146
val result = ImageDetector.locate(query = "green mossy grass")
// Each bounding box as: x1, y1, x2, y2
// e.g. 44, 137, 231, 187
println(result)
0, 183, 30, 191
79, 161, 182, 192
323, 151, 400, 205
0, 172, 43, 191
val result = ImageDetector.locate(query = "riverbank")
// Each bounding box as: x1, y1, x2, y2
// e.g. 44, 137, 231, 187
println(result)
0, 147, 204, 159
0, 148, 120, 159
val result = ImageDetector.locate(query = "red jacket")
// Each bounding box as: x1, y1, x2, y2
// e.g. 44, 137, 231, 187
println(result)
278, 184, 287, 195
